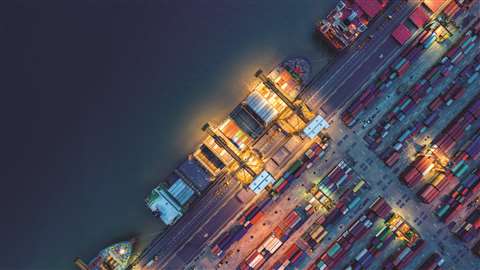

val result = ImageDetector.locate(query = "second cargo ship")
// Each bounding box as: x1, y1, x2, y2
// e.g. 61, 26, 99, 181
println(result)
316, 0, 389, 51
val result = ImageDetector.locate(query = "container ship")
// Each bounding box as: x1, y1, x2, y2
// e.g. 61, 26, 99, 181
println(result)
316, 0, 389, 51
144, 57, 332, 226
74, 240, 134, 270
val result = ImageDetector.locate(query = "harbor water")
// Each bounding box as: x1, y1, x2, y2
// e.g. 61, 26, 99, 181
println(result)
1, 1, 336, 269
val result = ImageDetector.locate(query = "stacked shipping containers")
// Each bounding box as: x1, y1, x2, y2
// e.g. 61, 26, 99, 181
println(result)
240, 207, 309, 270
365, 27, 480, 150
418, 173, 458, 204
456, 208, 480, 242
317, 160, 354, 195
309, 197, 391, 270
383, 239, 425, 270
436, 169, 480, 223
272, 243, 306, 270
301, 216, 328, 250
346, 223, 395, 270
340, 7, 475, 127
401, 156, 435, 187
417, 252, 444, 270
272, 141, 328, 195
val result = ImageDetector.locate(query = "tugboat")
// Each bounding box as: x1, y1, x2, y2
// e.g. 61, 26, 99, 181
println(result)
74, 240, 134, 270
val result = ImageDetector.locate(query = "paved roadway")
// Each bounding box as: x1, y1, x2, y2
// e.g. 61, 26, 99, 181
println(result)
133, 1, 427, 269
301, 0, 423, 117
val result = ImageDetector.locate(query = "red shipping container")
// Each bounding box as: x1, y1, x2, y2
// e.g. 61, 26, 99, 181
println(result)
429, 96, 444, 111
444, 203, 463, 223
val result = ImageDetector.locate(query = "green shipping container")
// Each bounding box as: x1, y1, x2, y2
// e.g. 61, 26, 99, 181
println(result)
272, 178, 286, 190
289, 160, 303, 175
327, 243, 341, 257
455, 164, 469, 178
436, 204, 450, 217
452, 160, 465, 174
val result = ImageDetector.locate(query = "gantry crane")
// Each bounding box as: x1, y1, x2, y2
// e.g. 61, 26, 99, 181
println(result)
254, 69, 311, 124
201, 123, 257, 179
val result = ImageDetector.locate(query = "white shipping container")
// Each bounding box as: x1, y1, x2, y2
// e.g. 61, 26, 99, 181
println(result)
355, 248, 368, 261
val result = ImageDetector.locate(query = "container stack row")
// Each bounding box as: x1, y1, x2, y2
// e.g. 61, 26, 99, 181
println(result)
240, 207, 309, 270
432, 95, 480, 156
342, 5, 479, 128
455, 208, 480, 242
272, 243, 306, 270
416, 252, 444, 270
214, 139, 330, 257
383, 239, 425, 270
320, 187, 364, 227
365, 28, 480, 150
418, 173, 458, 204
309, 197, 392, 270
381, 120, 425, 167
436, 169, 480, 223
317, 160, 354, 195
300, 216, 328, 251
341, 27, 435, 127
272, 141, 328, 195
346, 223, 395, 270
401, 155, 436, 187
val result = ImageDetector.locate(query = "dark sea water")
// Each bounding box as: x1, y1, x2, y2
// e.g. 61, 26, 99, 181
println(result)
2, 1, 336, 269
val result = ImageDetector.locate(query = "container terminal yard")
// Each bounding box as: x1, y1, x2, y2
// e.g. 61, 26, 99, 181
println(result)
76, 0, 480, 269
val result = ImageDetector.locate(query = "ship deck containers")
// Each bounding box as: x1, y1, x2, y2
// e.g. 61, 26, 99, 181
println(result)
230, 104, 265, 139
176, 158, 212, 192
